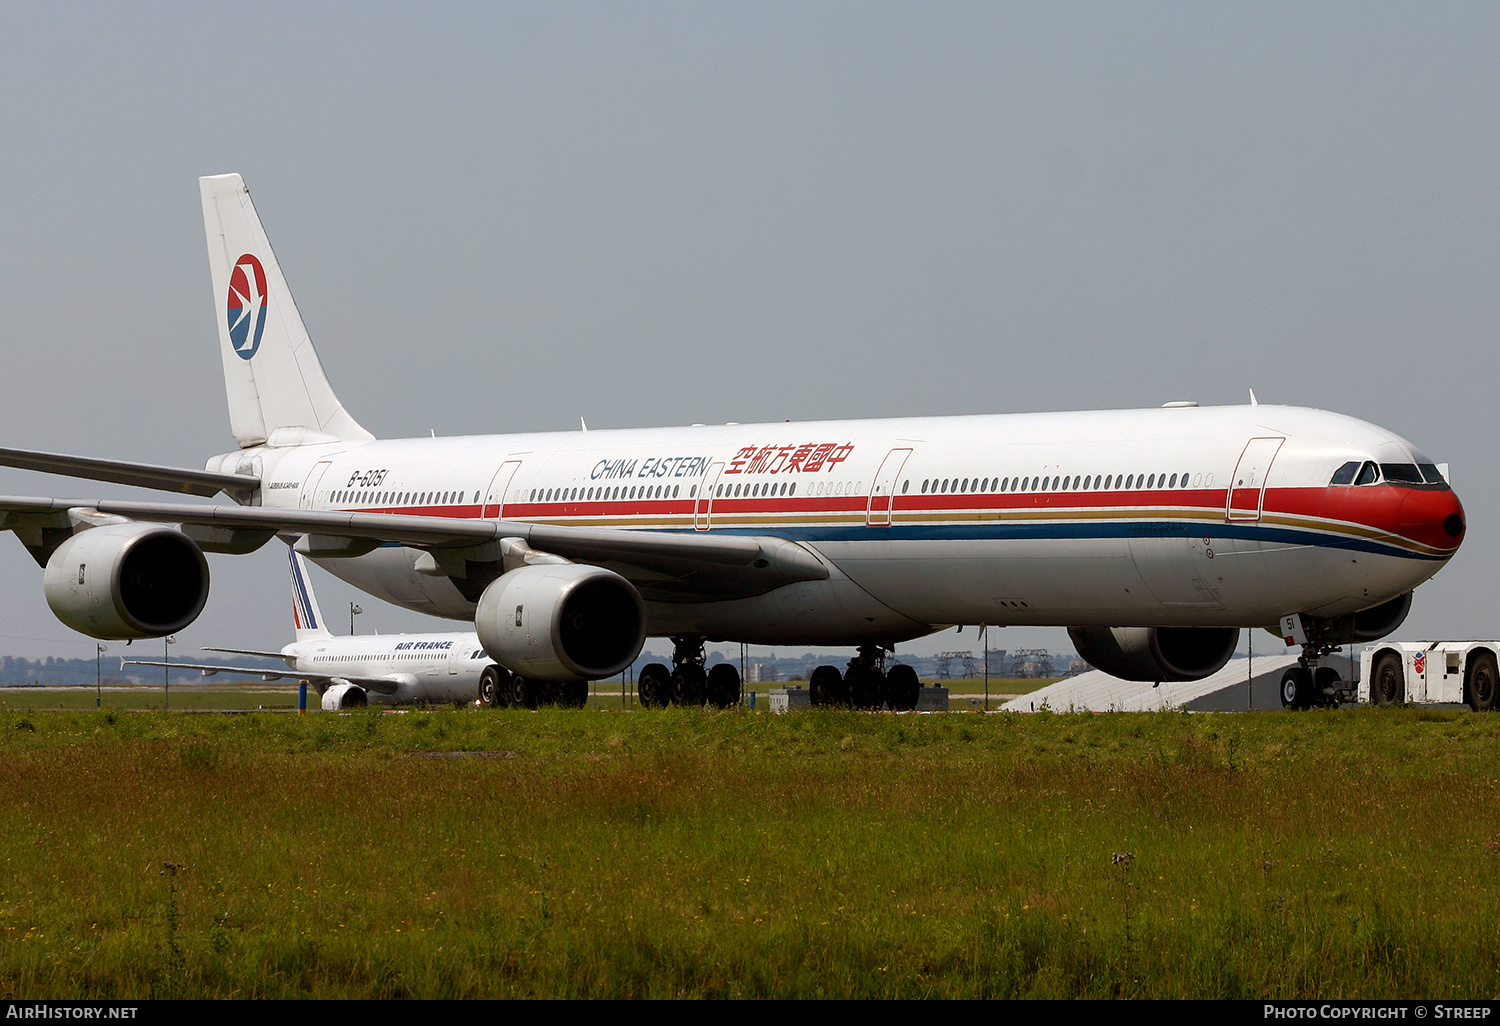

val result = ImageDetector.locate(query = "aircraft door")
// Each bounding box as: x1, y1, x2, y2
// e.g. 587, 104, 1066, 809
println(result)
301, 461, 333, 509
694, 463, 725, 531
1226, 437, 1285, 522
866, 448, 913, 527
483, 461, 523, 519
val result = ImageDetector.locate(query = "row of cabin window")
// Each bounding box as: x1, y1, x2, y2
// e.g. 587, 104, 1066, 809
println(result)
531, 481, 807, 503
533, 483, 687, 503
1329, 461, 1445, 487
334, 489, 467, 506
919, 472, 1197, 495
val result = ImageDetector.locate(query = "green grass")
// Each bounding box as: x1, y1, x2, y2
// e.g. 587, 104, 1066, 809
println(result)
0, 686, 300, 711
1, 706, 1497, 998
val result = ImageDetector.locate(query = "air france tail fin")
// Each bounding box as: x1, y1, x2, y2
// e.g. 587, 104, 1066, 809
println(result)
288, 548, 334, 642
200, 174, 372, 449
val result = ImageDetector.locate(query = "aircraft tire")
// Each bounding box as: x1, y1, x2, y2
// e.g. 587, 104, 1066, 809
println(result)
809, 664, 843, 707
886, 664, 920, 711
672, 664, 707, 706
1370, 652, 1404, 707
479, 665, 510, 709
562, 679, 589, 709
846, 663, 881, 709
706, 663, 741, 708
1280, 667, 1313, 710
1467, 652, 1498, 712
638, 662, 671, 708
511, 675, 539, 710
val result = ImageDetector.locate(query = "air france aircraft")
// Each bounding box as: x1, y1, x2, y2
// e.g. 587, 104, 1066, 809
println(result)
125, 549, 551, 710
0, 174, 1468, 710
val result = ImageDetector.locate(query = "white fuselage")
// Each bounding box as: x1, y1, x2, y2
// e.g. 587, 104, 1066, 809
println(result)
214, 403, 1464, 647
282, 631, 490, 706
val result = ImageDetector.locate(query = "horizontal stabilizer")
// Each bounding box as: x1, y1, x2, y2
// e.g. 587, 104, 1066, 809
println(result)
0, 446, 258, 499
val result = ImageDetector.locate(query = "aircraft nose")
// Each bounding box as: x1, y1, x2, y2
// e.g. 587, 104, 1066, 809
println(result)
1398, 487, 1465, 553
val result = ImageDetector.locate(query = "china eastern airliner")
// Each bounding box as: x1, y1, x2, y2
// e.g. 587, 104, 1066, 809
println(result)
0, 174, 1467, 711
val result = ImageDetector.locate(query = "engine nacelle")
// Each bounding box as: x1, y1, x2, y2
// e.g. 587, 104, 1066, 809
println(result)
475, 563, 646, 680
43, 524, 210, 640
322, 682, 368, 711
1352, 592, 1412, 643
1068, 626, 1240, 683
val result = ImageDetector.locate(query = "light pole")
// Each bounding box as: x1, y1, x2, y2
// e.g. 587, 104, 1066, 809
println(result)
96, 643, 106, 709
164, 635, 175, 708
350, 603, 362, 635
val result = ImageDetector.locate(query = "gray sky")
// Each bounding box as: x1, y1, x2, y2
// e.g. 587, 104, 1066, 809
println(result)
0, 3, 1495, 663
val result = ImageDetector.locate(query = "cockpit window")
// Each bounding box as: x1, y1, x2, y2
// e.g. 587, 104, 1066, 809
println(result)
1380, 463, 1425, 485
1332, 461, 1380, 485
1418, 464, 1445, 485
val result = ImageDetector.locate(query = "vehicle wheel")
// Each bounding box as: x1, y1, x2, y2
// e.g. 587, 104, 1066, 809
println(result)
886, 664, 921, 711
1313, 666, 1343, 708
809, 664, 843, 707
479, 665, 510, 708
673, 664, 707, 706
1370, 651, 1404, 707
561, 680, 588, 708
638, 662, 671, 708
1280, 666, 1312, 710
1467, 652, 1498, 712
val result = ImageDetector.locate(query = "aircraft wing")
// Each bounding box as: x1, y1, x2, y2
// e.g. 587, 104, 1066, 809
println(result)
0, 447, 257, 500
122, 658, 402, 695
0, 495, 830, 594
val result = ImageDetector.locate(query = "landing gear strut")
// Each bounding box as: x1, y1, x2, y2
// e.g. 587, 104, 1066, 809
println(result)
1280, 640, 1356, 710
809, 645, 920, 711
638, 637, 742, 708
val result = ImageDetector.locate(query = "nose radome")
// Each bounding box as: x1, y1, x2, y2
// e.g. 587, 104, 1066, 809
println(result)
1399, 488, 1465, 550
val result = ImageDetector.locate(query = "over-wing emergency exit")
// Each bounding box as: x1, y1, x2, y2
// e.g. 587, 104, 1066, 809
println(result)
0, 174, 1467, 709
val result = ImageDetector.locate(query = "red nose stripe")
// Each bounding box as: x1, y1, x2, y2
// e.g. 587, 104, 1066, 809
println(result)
1272, 486, 1465, 552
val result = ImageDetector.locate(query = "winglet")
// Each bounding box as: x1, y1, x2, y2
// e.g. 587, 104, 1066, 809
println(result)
1248, 388, 1259, 406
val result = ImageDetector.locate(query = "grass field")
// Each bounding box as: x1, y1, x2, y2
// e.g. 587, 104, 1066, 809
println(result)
2, 704, 1497, 998
0, 677, 1053, 712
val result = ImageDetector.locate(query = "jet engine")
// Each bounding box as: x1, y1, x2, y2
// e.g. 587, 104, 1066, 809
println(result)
42, 523, 209, 640
475, 563, 646, 680
1068, 626, 1241, 683
1352, 592, 1412, 642
322, 682, 368, 710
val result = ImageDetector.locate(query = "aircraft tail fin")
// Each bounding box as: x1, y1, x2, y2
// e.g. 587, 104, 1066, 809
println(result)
288, 548, 334, 642
200, 174, 373, 449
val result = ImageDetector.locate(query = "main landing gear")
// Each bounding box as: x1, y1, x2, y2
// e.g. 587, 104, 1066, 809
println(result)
809, 645, 921, 711
1279, 644, 1357, 711
479, 664, 589, 709
637, 637, 743, 709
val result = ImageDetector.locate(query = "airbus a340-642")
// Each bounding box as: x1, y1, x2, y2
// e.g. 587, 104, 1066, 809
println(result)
0, 174, 1467, 710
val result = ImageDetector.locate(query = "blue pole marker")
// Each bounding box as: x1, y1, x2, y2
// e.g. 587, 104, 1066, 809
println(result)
298, 680, 307, 714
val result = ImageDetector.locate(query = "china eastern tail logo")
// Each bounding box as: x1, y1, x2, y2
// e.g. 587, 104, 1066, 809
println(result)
226, 254, 268, 360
